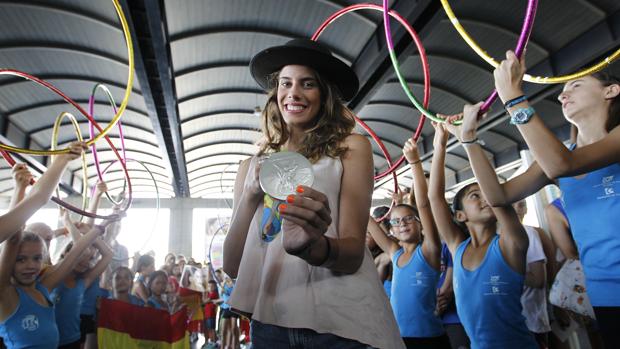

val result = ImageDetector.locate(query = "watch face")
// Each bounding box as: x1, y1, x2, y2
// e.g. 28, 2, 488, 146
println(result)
511, 107, 534, 125
515, 110, 527, 122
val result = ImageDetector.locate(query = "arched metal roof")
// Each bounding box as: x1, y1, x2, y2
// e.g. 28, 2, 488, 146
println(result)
0, 0, 618, 201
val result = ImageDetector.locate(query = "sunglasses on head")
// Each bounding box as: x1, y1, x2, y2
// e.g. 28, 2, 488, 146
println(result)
388, 215, 419, 226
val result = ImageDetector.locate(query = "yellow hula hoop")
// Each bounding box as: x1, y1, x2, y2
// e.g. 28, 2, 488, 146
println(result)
51, 112, 89, 212
0, 0, 134, 155
440, 0, 620, 84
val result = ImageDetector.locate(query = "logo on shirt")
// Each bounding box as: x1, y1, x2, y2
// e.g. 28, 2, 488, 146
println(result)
21, 315, 39, 331
596, 175, 619, 199
483, 275, 508, 296
412, 271, 427, 286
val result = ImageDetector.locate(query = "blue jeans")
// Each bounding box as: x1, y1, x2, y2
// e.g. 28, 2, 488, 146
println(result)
251, 320, 372, 349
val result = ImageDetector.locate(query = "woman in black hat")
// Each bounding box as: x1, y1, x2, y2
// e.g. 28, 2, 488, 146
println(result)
223, 39, 403, 348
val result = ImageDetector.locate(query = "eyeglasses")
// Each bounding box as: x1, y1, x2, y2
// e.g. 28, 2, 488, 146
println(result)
388, 215, 419, 226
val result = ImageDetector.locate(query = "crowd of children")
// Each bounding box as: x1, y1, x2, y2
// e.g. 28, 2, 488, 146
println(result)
0, 147, 247, 348
1, 37, 619, 349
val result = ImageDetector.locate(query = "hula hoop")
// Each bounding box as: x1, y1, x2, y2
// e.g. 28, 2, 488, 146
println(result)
0, 149, 126, 219
384, 0, 538, 117
88, 83, 128, 206
51, 112, 89, 212
99, 158, 159, 262
0, 0, 134, 155
440, 0, 619, 84
206, 223, 229, 287
312, 4, 430, 183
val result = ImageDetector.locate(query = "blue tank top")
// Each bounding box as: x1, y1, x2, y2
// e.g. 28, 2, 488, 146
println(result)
383, 279, 392, 299
550, 198, 569, 222
220, 284, 233, 310
438, 243, 460, 325
145, 296, 168, 311
454, 236, 536, 349
51, 278, 85, 345
0, 282, 59, 349
80, 277, 99, 316
558, 161, 620, 306
390, 246, 444, 337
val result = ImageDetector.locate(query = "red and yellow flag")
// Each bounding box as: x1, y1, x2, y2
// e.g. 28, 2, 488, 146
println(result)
179, 287, 204, 333
98, 298, 189, 349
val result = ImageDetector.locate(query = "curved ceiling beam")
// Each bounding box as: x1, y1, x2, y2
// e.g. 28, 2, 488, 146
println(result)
183, 127, 260, 143
6, 100, 148, 120
190, 179, 237, 193
186, 152, 254, 168
380, 80, 474, 104
187, 171, 238, 187
440, 18, 548, 55
28, 120, 155, 140
178, 87, 265, 104
185, 142, 257, 159
186, 162, 241, 177
0, 43, 128, 67
314, 0, 376, 26
356, 117, 419, 135
0, 2, 123, 32
169, 27, 352, 64
181, 109, 255, 124
0, 74, 142, 95
92, 177, 173, 190
85, 168, 169, 181
175, 61, 251, 79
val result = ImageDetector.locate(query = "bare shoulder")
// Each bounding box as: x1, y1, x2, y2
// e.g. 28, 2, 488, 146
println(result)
342, 134, 371, 159
343, 133, 370, 148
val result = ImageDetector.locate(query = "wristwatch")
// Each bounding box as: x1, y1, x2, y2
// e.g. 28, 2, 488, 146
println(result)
510, 107, 535, 125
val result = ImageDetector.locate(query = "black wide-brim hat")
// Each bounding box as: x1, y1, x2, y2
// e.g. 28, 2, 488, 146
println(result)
250, 38, 359, 101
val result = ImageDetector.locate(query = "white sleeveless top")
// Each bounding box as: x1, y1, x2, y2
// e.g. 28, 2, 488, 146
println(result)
229, 155, 404, 349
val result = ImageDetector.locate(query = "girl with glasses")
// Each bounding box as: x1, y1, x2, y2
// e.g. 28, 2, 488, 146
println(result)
367, 138, 450, 348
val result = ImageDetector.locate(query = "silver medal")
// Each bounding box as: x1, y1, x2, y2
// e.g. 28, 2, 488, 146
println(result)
259, 151, 314, 200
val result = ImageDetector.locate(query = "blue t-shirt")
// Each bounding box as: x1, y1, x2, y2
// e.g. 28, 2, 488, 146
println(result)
454, 236, 536, 349
0, 282, 59, 349
437, 243, 460, 325
51, 278, 85, 345
558, 159, 620, 306
390, 246, 444, 337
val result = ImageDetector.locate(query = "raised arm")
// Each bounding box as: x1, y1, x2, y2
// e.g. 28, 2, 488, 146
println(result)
427, 122, 467, 255
40, 224, 104, 291
403, 137, 441, 270
0, 142, 87, 243
8, 164, 32, 210
63, 210, 83, 243
0, 231, 22, 294
494, 50, 620, 178
447, 103, 528, 274
83, 238, 113, 288
367, 217, 400, 258
223, 157, 263, 278
84, 181, 108, 226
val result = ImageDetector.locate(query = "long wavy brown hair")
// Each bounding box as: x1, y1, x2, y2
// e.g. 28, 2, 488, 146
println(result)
256, 67, 356, 163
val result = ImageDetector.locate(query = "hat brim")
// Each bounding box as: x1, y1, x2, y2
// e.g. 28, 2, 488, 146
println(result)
250, 45, 359, 101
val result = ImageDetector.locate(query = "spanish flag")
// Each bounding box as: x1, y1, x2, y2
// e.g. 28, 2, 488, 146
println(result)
179, 287, 204, 333
98, 298, 189, 349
